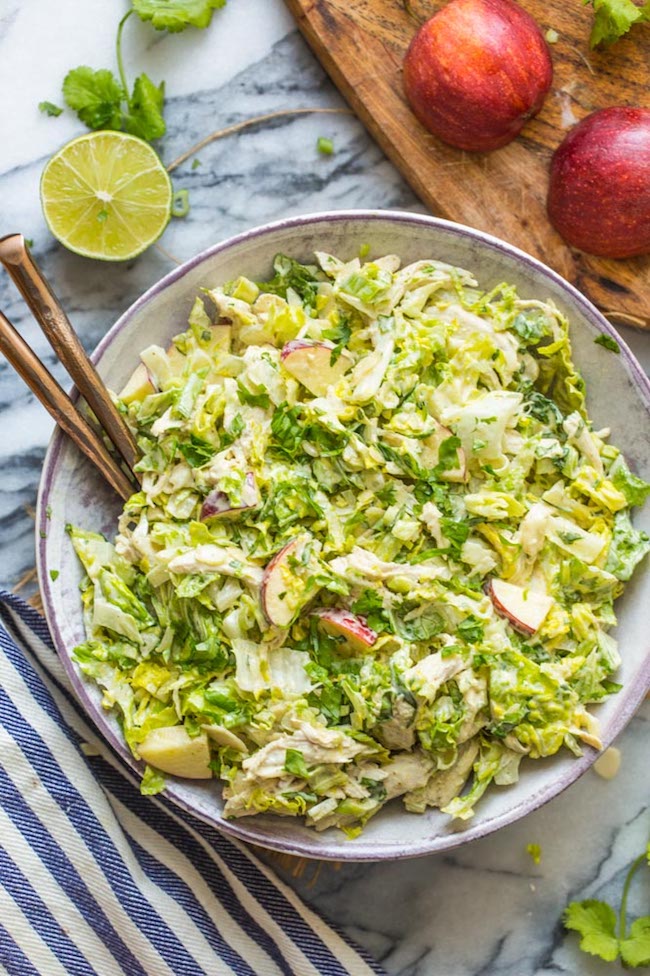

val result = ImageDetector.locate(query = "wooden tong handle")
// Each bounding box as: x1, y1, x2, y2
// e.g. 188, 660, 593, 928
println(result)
0, 309, 134, 502
0, 234, 140, 477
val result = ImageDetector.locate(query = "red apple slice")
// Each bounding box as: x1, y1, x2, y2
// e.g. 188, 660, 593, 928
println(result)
261, 538, 317, 628
118, 362, 157, 404
281, 340, 352, 397
488, 579, 553, 635
200, 472, 259, 521
315, 608, 378, 653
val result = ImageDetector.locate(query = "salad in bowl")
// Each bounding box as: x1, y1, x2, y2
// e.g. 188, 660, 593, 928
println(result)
66, 245, 649, 839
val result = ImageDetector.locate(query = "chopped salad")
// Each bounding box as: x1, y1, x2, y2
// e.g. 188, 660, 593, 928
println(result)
70, 251, 650, 837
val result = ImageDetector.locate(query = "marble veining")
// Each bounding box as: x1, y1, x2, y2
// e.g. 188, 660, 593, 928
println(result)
0, 2, 647, 972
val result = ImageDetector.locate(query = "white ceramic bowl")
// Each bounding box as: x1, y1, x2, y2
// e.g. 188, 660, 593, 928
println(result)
37, 211, 650, 861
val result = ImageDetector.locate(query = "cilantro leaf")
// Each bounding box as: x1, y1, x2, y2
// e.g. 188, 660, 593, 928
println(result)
63, 67, 124, 130
220, 413, 245, 448
586, 0, 649, 47
351, 590, 391, 634
621, 918, 650, 968
511, 310, 551, 345
433, 435, 462, 479
323, 315, 352, 365
391, 606, 445, 641
457, 615, 485, 644
39, 101, 63, 117
594, 333, 620, 354
439, 517, 470, 555
132, 0, 227, 32
178, 434, 216, 467
237, 381, 271, 410
564, 900, 620, 962
123, 73, 166, 140
284, 748, 310, 779
270, 402, 304, 459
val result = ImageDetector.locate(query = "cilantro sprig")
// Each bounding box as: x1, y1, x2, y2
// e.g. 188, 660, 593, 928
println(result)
54, 2, 228, 143
564, 841, 650, 967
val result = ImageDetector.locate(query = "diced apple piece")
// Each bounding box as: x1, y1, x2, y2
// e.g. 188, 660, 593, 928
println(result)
208, 323, 232, 355
118, 362, 156, 404
422, 421, 467, 483
488, 579, 553, 635
166, 324, 231, 376
281, 340, 352, 397
202, 725, 248, 753
261, 537, 317, 628
166, 341, 187, 376
315, 608, 378, 653
138, 726, 212, 779
200, 472, 259, 521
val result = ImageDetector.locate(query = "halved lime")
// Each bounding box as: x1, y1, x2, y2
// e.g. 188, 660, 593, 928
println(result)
40, 131, 172, 261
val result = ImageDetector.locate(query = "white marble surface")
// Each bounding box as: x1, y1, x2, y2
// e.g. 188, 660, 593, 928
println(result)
0, 1, 648, 972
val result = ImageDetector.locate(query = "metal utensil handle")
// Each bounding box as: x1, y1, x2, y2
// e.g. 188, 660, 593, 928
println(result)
0, 234, 140, 476
0, 310, 134, 502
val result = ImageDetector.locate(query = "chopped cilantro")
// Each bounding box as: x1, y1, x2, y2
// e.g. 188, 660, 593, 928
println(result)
594, 333, 620, 354
237, 382, 271, 410
457, 616, 485, 643
259, 254, 322, 309
351, 590, 391, 634
178, 434, 216, 467
270, 402, 304, 459
323, 315, 352, 365
511, 310, 551, 345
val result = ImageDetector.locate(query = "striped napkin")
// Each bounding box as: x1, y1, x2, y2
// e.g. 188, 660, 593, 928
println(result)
0, 591, 385, 976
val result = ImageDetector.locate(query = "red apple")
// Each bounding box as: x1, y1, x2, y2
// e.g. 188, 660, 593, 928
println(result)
314, 608, 378, 652
403, 0, 553, 152
281, 340, 352, 397
487, 579, 553, 635
547, 107, 650, 259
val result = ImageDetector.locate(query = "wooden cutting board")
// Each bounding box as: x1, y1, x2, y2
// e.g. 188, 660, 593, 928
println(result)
285, 0, 650, 329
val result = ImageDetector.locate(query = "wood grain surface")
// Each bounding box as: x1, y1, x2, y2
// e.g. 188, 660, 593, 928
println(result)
285, 0, 650, 328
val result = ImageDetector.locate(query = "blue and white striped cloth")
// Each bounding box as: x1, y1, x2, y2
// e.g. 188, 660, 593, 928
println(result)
0, 591, 386, 976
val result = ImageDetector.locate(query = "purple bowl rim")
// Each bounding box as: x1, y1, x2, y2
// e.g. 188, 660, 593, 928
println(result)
36, 209, 650, 861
